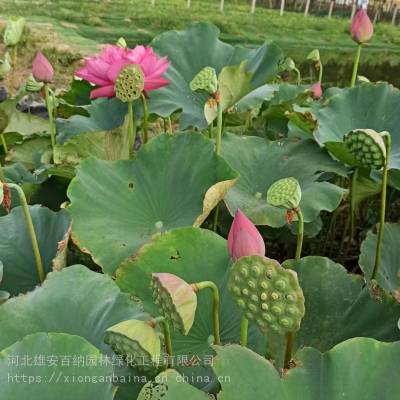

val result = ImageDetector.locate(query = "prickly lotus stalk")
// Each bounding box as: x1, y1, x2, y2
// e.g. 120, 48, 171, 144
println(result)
267, 177, 302, 210
344, 129, 386, 170
228, 255, 305, 335
151, 273, 197, 335
190, 66, 218, 94
115, 64, 145, 102
104, 319, 165, 375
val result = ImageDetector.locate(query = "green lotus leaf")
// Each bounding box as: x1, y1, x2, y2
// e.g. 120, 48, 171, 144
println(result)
315, 83, 400, 170
148, 22, 283, 128
221, 133, 346, 227
360, 223, 400, 302
54, 126, 129, 169
68, 132, 239, 274
283, 257, 400, 355
116, 227, 264, 354
0, 332, 115, 400
0, 262, 10, 304
235, 84, 277, 112
3, 109, 49, 137
145, 339, 400, 399
2, 163, 48, 185
6, 136, 52, 170
0, 205, 71, 295
0, 265, 147, 400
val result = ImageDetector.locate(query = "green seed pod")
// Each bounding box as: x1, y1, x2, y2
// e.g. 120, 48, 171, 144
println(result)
267, 177, 302, 210
0, 52, 11, 80
0, 108, 9, 134
190, 66, 218, 94
115, 64, 145, 102
151, 273, 197, 335
3, 16, 26, 47
104, 319, 164, 375
228, 255, 305, 335
344, 129, 387, 170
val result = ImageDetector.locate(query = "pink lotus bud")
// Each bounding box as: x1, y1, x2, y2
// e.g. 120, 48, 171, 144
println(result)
351, 9, 373, 44
32, 52, 54, 83
311, 82, 322, 99
228, 209, 265, 261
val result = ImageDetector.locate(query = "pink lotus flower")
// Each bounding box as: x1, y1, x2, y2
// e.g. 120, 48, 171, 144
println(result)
32, 52, 54, 83
228, 209, 265, 261
351, 9, 373, 44
311, 82, 322, 99
75, 45, 170, 99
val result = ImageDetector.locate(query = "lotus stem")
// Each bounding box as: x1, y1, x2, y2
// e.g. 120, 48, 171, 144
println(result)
371, 132, 391, 280
0, 162, 5, 182
1, 134, 8, 154
141, 94, 149, 144
241, 317, 248, 347
215, 99, 223, 155
44, 84, 56, 156
294, 67, 301, 85
212, 202, 220, 232
193, 281, 221, 345
294, 207, 304, 260
127, 100, 135, 158
284, 331, 294, 369
350, 44, 362, 88
7, 183, 44, 283
12, 46, 17, 90
318, 61, 323, 83
167, 116, 173, 135
150, 316, 173, 367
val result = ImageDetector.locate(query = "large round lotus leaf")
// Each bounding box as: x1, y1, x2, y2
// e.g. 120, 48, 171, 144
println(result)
148, 22, 283, 128
221, 133, 346, 227
68, 132, 239, 274
116, 227, 264, 355
283, 257, 400, 353
360, 223, 400, 302
315, 83, 400, 170
0, 205, 71, 295
0, 332, 115, 400
146, 339, 400, 399
0, 265, 145, 351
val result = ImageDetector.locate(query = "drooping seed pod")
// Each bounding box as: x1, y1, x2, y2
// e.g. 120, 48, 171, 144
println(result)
115, 64, 145, 102
104, 319, 165, 375
267, 177, 302, 210
151, 273, 197, 335
3, 16, 26, 47
344, 129, 387, 170
228, 255, 305, 335
190, 66, 218, 94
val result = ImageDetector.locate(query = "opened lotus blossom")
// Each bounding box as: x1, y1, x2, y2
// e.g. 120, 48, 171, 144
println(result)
76, 44, 170, 99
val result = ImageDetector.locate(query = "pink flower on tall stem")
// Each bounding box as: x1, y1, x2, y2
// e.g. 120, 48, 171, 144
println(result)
228, 209, 265, 261
32, 52, 54, 83
351, 9, 373, 44
76, 45, 170, 99
311, 82, 322, 99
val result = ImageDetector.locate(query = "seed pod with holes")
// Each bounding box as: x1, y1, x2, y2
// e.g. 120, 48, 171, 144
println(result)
115, 64, 145, 102
151, 273, 197, 335
228, 255, 305, 335
267, 177, 302, 210
104, 319, 165, 375
190, 66, 218, 94
344, 129, 387, 170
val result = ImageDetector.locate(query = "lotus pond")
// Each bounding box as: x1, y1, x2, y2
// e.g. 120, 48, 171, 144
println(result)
0, 11, 400, 400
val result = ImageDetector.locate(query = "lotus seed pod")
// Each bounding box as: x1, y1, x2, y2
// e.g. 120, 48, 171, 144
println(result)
0, 108, 9, 133
3, 16, 26, 46
190, 66, 218, 94
104, 319, 164, 375
115, 64, 145, 102
228, 255, 305, 335
344, 129, 387, 170
267, 177, 302, 210
151, 273, 197, 335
